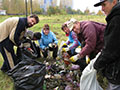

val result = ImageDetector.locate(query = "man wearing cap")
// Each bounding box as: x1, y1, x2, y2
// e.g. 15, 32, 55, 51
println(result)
61, 18, 81, 55
93, 0, 120, 89
69, 20, 106, 71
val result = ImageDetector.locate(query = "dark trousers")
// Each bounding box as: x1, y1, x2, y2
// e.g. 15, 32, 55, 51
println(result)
42, 46, 58, 59
0, 45, 18, 72
0, 39, 18, 72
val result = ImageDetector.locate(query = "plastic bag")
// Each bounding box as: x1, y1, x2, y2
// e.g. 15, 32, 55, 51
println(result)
17, 39, 39, 59
7, 57, 46, 90
80, 53, 103, 90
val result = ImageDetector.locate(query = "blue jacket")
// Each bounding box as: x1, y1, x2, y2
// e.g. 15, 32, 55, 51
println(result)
38, 30, 58, 49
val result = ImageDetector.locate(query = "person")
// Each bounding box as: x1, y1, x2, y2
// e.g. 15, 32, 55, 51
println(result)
61, 18, 81, 56
0, 14, 39, 72
24, 30, 41, 40
93, 0, 120, 89
16, 30, 41, 59
69, 20, 106, 71
38, 24, 58, 59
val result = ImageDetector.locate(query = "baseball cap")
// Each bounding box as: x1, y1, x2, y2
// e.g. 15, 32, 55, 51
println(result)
66, 18, 77, 31
94, 0, 107, 7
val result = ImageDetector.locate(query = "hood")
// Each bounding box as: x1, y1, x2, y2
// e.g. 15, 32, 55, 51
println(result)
106, 2, 120, 22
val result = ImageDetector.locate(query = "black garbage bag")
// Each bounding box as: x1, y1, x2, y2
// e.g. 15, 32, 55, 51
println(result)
7, 57, 46, 90
16, 39, 41, 59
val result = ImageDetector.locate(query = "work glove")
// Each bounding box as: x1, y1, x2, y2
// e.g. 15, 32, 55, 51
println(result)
69, 54, 79, 63
86, 55, 90, 64
62, 47, 69, 52
62, 43, 67, 48
52, 43, 57, 48
19, 43, 24, 48
43, 47, 49, 51
49, 43, 57, 48
75, 46, 81, 53
48, 43, 53, 48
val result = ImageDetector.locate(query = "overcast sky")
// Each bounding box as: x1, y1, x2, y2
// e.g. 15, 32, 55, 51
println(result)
72, 0, 101, 13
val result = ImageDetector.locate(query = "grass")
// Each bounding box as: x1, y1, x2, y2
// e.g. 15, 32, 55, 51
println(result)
0, 14, 106, 90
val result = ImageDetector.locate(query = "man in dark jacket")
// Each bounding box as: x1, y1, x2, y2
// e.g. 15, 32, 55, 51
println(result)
94, 0, 120, 89
0, 14, 39, 72
69, 21, 106, 71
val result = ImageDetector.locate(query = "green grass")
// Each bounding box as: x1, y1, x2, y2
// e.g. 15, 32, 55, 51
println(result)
0, 14, 106, 90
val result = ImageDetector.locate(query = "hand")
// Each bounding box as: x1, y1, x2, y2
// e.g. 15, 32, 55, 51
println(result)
49, 43, 57, 48
48, 43, 53, 48
27, 48, 34, 53
44, 47, 49, 51
75, 46, 81, 53
52, 43, 57, 48
62, 43, 67, 48
19, 43, 24, 48
62, 47, 69, 52
69, 54, 79, 63
86, 55, 90, 64
93, 52, 104, 71
93, 60, 105, 71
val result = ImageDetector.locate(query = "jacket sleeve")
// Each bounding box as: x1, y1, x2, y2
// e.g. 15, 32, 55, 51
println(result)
38, 39, 45, 49
79, 23, 97, 57
69, 31, 80, 50
9, 18, 26, 46
94, 17, 120, 69
52, 32, 58, 44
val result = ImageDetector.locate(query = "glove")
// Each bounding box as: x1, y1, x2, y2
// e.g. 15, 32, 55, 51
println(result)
48, 43, 53, 48
19, 43, 24, 48
49, 43, 57, 48
62, 43, 67, 48
62, 47, 69, 52
75, 46, 81, 53
52, 43, 57, 48
27, 47, 34, 53
69, 54, 79, 62
44, 47, 49, 51
86, 55, 90, 64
